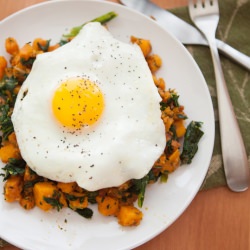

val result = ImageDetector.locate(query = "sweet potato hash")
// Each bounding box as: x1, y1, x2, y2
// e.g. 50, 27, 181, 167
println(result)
0, 12, 203, 227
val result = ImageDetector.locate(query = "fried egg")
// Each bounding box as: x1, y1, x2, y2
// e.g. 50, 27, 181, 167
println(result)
12, 22, 166, 191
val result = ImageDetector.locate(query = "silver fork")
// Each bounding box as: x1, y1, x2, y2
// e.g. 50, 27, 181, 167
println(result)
188, 0, 250, 192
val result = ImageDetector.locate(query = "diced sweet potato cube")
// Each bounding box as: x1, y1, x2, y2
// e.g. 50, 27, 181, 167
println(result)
57, 182, 77, 194
33, 182, 67, 211
48, 43, 60, 52
32, 38, 48, 51
19, 192, 35, 210
0, 56, 7, 79
96, 196, 119, 216
5, 37, 19, 56
130, 36, 152, 57
117, 206, 143, 226
23, 165, 38, 182
19, 43, 34, 61
169, 149, 180, 164
7, 132, 18, 146
4, 175, 23, 202
68, 192, 88, 210
0, 142, 21, 163
146, 54, 162, 73
174, 120, 186, 138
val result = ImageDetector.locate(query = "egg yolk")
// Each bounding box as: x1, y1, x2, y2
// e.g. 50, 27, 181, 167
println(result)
52, 78, 104, 129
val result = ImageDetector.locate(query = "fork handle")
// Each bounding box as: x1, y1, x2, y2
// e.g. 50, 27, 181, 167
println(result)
208, 38, 250, 192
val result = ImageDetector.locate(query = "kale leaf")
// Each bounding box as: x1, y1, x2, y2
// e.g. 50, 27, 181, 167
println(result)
0, 104, 14, 141
74, 207, 93, 219
1, 158, 26, 181
180, 121, 204, 164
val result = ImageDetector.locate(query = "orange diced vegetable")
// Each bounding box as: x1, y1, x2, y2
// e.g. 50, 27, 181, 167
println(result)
33, 182, 67, 211
7, 132, 18, 146
23, 165, 38, 182
154, 77, 166, 90
169, 149, 180, 162
146, 54, 162, 73
48, 43, 60, 52
68, 192, 88, 210
19, 191, 35, 210
117, 206, 143, 226
5, 37, 19, 55
4, 175, 23, 202
0, 142, 21, 163
174, 120, 186, 138
13, 85, 21, 95
0, 56, 7, 68
96, 196, 119, 216
162, 116, 174, 132
57, 182, 77, 194
32, 38, 48, 51
19, 43, 34, 61
157, 149, 181, 173
131, 36, 152, 57
0, 56, 7, 79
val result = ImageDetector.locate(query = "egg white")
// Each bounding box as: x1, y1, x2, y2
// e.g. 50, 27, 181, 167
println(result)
12, 22, 166, 191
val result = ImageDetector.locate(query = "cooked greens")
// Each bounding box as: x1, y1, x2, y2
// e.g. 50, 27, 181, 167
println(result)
180, 121, 204, 164
1, 158, 26, 181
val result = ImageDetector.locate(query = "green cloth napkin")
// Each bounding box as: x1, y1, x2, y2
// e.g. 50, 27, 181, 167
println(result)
1, 0, 250, 248
169, 0, 250, 190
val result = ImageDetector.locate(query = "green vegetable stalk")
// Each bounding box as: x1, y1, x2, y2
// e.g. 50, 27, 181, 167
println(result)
63, 11, 117, 38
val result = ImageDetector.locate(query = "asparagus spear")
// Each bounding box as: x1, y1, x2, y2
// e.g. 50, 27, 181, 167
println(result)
63, 11, 118, 38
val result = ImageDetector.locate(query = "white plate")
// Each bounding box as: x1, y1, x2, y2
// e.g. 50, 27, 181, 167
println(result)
0, 1, 214, 249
